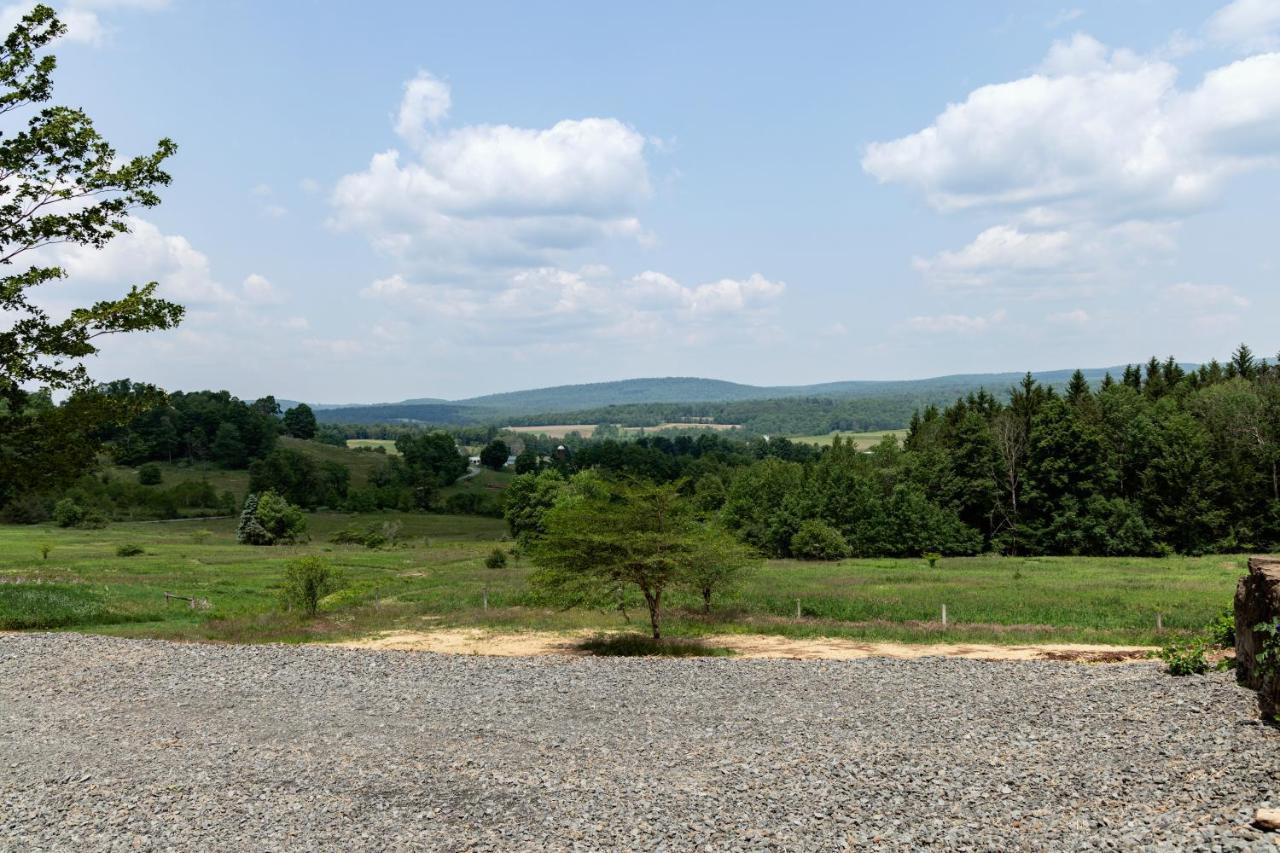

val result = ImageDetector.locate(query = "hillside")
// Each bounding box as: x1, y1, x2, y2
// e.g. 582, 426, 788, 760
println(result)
314, 365, 1171, 431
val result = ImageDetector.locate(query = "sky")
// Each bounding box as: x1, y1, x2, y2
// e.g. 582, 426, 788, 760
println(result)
14, 0, 1280, 402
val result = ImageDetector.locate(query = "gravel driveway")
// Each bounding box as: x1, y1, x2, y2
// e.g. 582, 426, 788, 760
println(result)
1, 633, 1277, 851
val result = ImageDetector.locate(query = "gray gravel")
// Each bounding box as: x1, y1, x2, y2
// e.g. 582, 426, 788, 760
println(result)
1, 634, 1278, 852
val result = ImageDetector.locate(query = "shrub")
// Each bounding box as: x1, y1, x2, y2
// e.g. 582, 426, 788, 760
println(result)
280, 557, 342, 617
237, 491, 306, 546
52, 498, 85, 528
1206, 606, 1236, 648
39, 543, 52, 560
924, 551, 942, 568
331, 524, 386, 549
1159, 640, 1208, 676
789, 520, 849, 560
484, 548, 508, 569
137, 464, 163, 485
1, 494, 50, 524
190, 530, 212, 544
115, 543, 145, 557
78, 510, 109, 529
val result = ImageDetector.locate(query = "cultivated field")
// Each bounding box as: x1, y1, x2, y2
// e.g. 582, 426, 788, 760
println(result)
790, 429, 909, 449
344, 438, 400, 454
0, 515, 1242, 647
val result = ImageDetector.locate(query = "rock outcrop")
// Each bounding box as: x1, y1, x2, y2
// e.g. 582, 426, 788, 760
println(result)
1234, 556, 1280, 716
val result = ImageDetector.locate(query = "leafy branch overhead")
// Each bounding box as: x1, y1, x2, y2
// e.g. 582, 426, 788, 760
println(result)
0, 3, 182, 398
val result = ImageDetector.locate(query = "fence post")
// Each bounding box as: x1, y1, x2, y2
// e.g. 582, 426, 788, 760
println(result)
795, 598, 801, 620
942, 604, 948, 627
483, 587, 489, 611
1156, 612, 1163, 631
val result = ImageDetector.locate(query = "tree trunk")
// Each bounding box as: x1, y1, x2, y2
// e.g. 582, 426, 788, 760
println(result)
643, 588, 662, 639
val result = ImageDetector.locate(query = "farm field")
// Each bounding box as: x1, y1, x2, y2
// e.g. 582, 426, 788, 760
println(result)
344, 438, 400, 454
0, 515, 1244, 647
790, 429, 909, 449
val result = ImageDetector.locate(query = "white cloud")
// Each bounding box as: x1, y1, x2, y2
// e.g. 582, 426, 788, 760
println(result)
865, 29, 1280, 291
1, 0, 167, 45
904, 309, 1007, 335
241, 273, 283, 304
1208, 0, 1280, 51
1046, 8, 1083, 29
1167, 282, 1251, 308
360, 267, 784, 347
394, 71, 452, 146
332, 74, 651, 277
1048, 308, 1091, 327
864, 37, 1280, 220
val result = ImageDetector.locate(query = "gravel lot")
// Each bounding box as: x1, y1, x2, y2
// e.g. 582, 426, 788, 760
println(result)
1, 634, 1278, 852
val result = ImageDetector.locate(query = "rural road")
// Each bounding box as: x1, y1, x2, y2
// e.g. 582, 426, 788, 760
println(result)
1, 633, 1277, 851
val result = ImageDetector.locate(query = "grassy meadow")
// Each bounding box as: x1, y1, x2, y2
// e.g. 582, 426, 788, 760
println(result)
790, 429, 909, 449
0, 513, 1245, 647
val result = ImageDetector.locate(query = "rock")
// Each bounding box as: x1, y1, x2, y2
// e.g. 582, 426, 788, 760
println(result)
1234, 557, 1280, 715
1253, 808, 1280, 831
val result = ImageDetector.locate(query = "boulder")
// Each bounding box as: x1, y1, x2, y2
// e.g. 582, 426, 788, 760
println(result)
1234, 556, 1280, 716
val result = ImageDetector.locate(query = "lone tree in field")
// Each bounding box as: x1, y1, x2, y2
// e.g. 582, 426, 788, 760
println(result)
479, 439, 510, 471
0, 6, 181, 507
282, 403, 317, 439
530, 478, 755, 638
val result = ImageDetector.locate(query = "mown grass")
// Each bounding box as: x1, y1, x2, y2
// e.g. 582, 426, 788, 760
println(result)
788, 429, 909, 449
0, 514, 1249, 647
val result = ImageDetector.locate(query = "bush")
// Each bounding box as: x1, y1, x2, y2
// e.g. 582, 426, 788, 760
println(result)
52, 498, 85, 528
484, 548, 508, 569
137, 464, 163, 485
237, 491, 306, 546
280, 557, 342, 617
1, 494, 50, 524
924, 551, 942, 568
331, 523, 386, 549
1206, 606, 1236, 648
115, 543, 145, 557
789, 520, 849, 560
1159, 640, 1208, 676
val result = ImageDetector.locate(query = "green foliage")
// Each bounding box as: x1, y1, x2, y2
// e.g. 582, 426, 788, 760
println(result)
39, 542, 51, 560
282, 403, 317, 439
789, 520, 850, 561
114, 543, 144, 557
443, 491, 503, 517
479, 439, 510, 471
0, 5, 182, 404
51, 497, 84, 528
248, 447, 348, 509
576, 634, 734, 657
137, 464, 162, 485
503, 469, 566, 543
531, 478, 753, 638
484, 548, 508, 569
279, 556, 342, 617
1159, 639, 1209, 676
0, 583, 116, 629
924, 552, 942, 568
395, 431, 467, 507
236, 491, 306, 546
330, 521, 404, 549
1206, 607, 1236, 648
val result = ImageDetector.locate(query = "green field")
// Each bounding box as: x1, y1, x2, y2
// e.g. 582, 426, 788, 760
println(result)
790, 429, 909, 449
0, 515, 1245, 646
345, 439, 400, 455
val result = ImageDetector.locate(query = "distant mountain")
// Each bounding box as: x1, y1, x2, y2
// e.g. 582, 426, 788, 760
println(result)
311, 366, 1177, 428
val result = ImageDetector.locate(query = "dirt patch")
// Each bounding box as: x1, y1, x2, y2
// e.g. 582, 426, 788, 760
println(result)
332, 629, 1157, 663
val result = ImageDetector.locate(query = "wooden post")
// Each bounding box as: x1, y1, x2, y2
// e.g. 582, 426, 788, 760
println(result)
795, 599, 801, 620
483, 588, 489, 611
1156, 612, 1163, 631
942, 604, 948, 626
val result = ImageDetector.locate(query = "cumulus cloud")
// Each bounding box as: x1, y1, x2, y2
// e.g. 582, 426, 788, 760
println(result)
1208, 0, 1280, 51
360, 267, 785, 347
241, 273, 283, 304
864, 27, 1280, 291
332, 73, 651, 278
394, 71, 452, 146
903, 309, 1007, 335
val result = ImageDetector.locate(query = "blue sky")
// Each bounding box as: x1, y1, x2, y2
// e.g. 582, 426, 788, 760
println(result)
20, 0, 1280, 402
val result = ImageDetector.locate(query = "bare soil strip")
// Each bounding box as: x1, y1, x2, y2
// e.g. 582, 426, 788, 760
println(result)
333, 628, 1156, 662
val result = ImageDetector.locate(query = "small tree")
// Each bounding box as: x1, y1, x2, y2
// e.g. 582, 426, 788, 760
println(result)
789, 520, 850, 560
479, 439, 510, 471
280, 556, 341, 617
236, 491, 306, 545
282, 403, 317, 439
531, 478, 741, 639
51, 498, 84, 528
137, 463, 162, 485
683, 525, 758, 614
